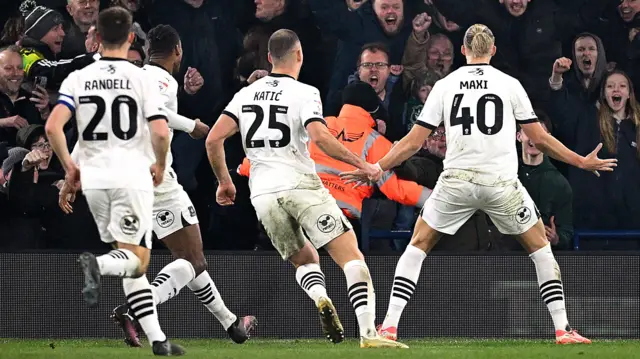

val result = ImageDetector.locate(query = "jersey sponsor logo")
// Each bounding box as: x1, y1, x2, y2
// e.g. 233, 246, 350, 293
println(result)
265, 79, 279, 87
317, 214, 337, 233
158, 80, 169, 92
468, 67, 484, 76
156, 210, 175, 228
515, 206, 532, 225
329, 128, 364, 142
120, 215, 140, 235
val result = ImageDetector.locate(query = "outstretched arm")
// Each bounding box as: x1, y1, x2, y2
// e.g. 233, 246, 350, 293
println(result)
520, 122, 616, 175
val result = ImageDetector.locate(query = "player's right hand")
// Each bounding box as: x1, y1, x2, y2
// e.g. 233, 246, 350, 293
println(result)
58, 180, 77, 214
580, 143, 617, 177
189, 119, 210, 139
150, 163, 165, 186
553, 57, 572, 75
216, 182, 236, 206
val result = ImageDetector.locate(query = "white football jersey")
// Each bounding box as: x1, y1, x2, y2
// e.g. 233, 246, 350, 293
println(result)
223, 74, 324, 198
58, 58, 166, 190
142, 63, 183, 194
417, 64, 537, 185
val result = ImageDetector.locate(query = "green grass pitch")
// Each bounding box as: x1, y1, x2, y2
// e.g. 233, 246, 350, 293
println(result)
1, 339, 639, 358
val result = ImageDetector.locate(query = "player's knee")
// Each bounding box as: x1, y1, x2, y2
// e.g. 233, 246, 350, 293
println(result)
289, 244, 320, 268
188, 255, 207, 276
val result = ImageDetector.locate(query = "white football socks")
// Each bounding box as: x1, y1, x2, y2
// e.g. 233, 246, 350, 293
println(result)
187, 271, 237, 330
530, 243, 570, 331
123, 276, 166, 344
96, 249, 140, 277
295, 263, 329, 306
382, 244, 426, 330
150, 258, 196, 305
343, 260, 376, 338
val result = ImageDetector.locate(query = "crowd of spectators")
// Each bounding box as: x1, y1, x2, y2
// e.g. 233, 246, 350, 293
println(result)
0, 0, 638, 252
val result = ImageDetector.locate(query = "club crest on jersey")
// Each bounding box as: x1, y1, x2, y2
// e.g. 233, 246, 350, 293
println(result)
317, 214, 337, 233
156, 210, 175, 228
120, 215, 140, 235
515, 206, 532, 225
101, 64, 116, 74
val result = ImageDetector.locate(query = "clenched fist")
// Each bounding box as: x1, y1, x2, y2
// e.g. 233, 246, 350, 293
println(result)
553, 57, 572, 75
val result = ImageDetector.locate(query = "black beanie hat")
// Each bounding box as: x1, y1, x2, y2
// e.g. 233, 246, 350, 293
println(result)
342, 81, 389, 122
23, 5, 64, 41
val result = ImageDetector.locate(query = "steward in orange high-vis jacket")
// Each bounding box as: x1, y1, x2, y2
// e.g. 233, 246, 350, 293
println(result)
238, 81, 431, 219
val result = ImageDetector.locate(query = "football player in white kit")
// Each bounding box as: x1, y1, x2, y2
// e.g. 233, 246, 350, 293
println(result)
205, 29, 408, 349
45, 8, 184, 356
342, 24, 616, 345
105, 24, 257, 347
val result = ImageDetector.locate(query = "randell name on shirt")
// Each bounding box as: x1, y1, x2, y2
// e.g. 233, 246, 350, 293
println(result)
84, 79, 132, 91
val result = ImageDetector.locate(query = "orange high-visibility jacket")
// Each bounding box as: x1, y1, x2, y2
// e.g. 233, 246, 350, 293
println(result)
237, 104, 431, 219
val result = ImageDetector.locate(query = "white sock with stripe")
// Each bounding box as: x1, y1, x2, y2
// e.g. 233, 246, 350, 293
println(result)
96, 249, 140, 277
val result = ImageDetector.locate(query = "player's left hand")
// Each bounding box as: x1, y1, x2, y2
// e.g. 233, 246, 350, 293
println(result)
216, 182, 236, 206
581, 143, 617, 176
184, 67, 204, 95
189, 119, 210, 139
544, 216, 559, 246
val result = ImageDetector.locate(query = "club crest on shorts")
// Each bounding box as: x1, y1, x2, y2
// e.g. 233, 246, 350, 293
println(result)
156, 210, 175, 228
317, 214, 337, 233
188, 206, 196, 217
120, 215, 140, 235
515, 206, 532, 224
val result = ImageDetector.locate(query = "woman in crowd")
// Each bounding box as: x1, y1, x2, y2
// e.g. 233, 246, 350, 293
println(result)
550, 61, 640, 231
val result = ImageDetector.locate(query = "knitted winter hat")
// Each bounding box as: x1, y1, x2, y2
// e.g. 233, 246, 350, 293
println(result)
2, 147, 29, 176
21, 2, 64, 41
342, 80, 389, 122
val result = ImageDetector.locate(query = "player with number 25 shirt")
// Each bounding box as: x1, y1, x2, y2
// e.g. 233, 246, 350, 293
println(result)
206, 29, 407, 349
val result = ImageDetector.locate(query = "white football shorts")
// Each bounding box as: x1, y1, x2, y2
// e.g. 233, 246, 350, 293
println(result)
421, 171, 539, 236
152, 189, 199, 240
251, 174, 353, 260
83, 188, 154, 248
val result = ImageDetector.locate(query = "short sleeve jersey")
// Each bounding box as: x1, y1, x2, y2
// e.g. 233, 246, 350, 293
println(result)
142, 63, 180, 193
416, 64, 538, 185
222, 74, 325, 198
57, 58, 166, 190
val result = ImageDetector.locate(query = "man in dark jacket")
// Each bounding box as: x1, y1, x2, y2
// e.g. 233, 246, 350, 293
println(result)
0, 46, 47, 146
60, 0, 99, 58
517, 116, 573, 250
308, 0, 413, 115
